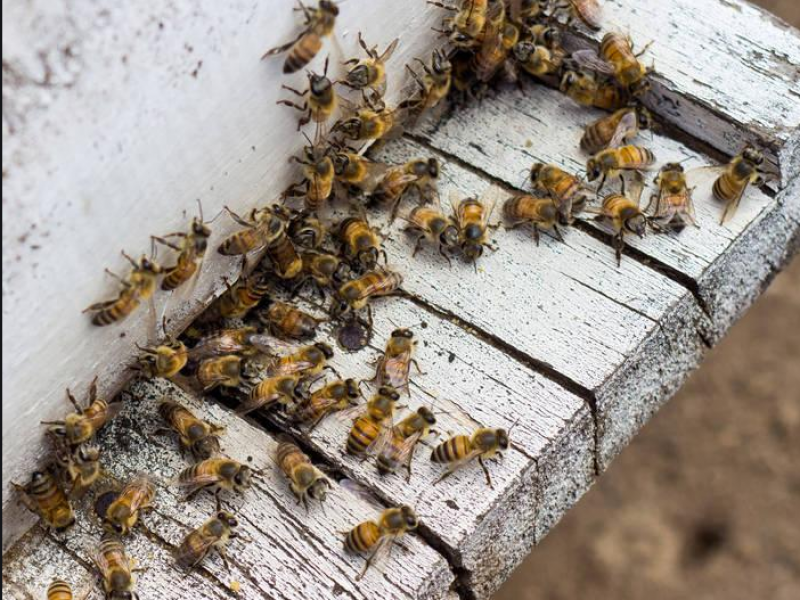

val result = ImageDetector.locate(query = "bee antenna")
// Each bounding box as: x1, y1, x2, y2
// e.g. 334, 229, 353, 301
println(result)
507, 418, 521, 436
196, 198, 205, 222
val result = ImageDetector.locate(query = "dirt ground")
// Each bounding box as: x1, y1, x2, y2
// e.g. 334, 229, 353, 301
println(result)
495, 5, 800, 598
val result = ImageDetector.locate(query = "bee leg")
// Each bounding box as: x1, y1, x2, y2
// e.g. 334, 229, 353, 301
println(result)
532, 224, 541, 246
411, 359, 425, 376
438, 244, 454, 268
478, 457, 495, 489
596, 173, 607, 195
613, 233, 625, 267
216, 545, 232, 573
619, 174, 627, 195
323, 365, 342, 378
223, 206, 255, 228
151, 236, 182, 252
553, 224, 566, 243
634, 40, 654, 58
103, 269, 129, 285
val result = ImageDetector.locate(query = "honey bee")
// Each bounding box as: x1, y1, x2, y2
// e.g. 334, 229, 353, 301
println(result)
339, 217, 385, 272
152, 211, 212, 291
553, 0, 602, 31
11, 469, 75, 531
372, 158, 441, 220
236, 373, 304, 416
431, 427, 510, 488
189, 327, 273, 361
158, 400, 224, 461
453, 191, 497, 263
43, 378, 122, 447
560, 70, 630, 111
270, 342, 335, 377
342, 33, 399, 96
284, 142, 336, 212
277, 57, 337, 136
176, 511, 240, 570
331, 150, 390, 195
217, 207, 285, 256
276, 435, 330, 508
528, 24, 562, 49
374, 328, 421, 396
573, 32, 651, 94
134, 337, 188, 379
200, 271, 271, 322
296, 251, 352, 300
503, 195, 563, 244
103, 474, 156, 536
377, 407, 437, 479
430, 0, 489, 49
581, 106, 653, 155
474, 9, 520, 83
399, 49, 452, 119
265, 224, 303, 280
345, 505, 419, 581
46, 580, 76, 600
262, 1, 339, 74
289, 378, 362, 429
589, 182, 648, 265
586, 145, 656, 194
712, 146, 765, 224
196, 355, 243, 391
174, 458, 254, 503
260, 300, 324, 340
403, 205, 459, 263
513, 41, 564, 78
345, 386, 400, 456
332, 98, 398, 142
288, 210, 327, 250
332, 269, 404, 319
84, 253, 162, 326
647, 162, 697, 231
53, 439, 102, 498
94, 535, 140, 600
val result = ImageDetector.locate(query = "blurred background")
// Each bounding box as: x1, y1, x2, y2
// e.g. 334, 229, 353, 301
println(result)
496, 3, 800, 599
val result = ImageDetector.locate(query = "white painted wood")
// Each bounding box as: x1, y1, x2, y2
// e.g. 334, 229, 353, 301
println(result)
1, 0, 443, 549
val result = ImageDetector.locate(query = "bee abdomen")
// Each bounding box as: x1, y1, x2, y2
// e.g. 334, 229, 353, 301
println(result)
285, 35, 323, 74
47, 579, 73, 600
431, 435, 471, 463
268, 235, 302, 280
712, 173, 742, 203
345, 521, 381, 553
346, 417, 380, 455
162, 261, 196, 290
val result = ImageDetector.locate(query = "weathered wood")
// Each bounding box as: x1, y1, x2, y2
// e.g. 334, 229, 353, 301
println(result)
563, 0, 800, 183
2, 378, 454, 600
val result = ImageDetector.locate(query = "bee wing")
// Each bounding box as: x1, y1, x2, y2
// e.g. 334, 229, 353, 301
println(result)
608, 111, 639, 148
436, 447, 485, 481
378, 38, 400, 64
175, 530, 217, 569
628, 172, 646, 207
720, 188, 745, 224
479, 186, 504, 225
334, 403, 367, 424
365, 423, 395, 457
358, 162, 392, 194
356, 534, 399, 581
571, 0, 604, 30
570, 49, 615, 75
384, 430, 424, 471
262, 33, 303, 60
339, 478, 385, 511
448, 188, 463, 223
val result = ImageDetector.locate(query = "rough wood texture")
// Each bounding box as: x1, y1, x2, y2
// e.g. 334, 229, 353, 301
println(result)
2, 378, 454, 600
563, 0, 800, 182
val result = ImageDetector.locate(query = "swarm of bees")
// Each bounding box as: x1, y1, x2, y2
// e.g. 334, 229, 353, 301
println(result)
23, 0, 774, 595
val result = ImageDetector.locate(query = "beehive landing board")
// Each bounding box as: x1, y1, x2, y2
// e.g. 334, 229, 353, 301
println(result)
3, 2, 800, 600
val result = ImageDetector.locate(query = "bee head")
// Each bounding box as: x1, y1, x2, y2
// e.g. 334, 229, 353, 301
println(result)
663, 162, 684, 174
630, 78, 651, 98
192, 218, 212, 238
440, 224, 459, 249
529, 162, 545, 184
418, 406, 437, 425
234, 465, 253, 488
379, 386, 400, 401
77, 444, 102, 463
541, 27, 561, 48
309, 478, 331, 502
193, 436, 221, 461
426, 158, 440, 178
391, 328, 414, 339
431, 49, 452, 75
560, 70, 579, 92
315, 342, 335, 359
743, 146, 764, 166
217, 511, 238, 528
627, 214, 648, 238
496, 428, 510, 450
359, 248, 379, 271
331, 151, 351, 175
333, 260, 352, 284
140, 256, 161, 274
586, 159, 603, 182
344, 378, 361, 399
400, 505, 419, 529
513, 40, 535, 62
320, 0, 339, 16
637, 108, 653, 130
462, 240, 484, 261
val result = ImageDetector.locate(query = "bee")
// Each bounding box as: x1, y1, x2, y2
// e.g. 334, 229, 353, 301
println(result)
586, 145, 656, 194
372, 158, 441, 219
377, 407, 437, 479
560, 70, 630, 111
103, 474, 156, 536
11, 469, 75, 531
277, 57, 337, 136
134, 337, 188, 379
288, 210, 326, 250
94, 535, 139, 600
217, 206, 285, 256
429, 0, 489, 49
431, 427, 510, 488
339, 217, 385, 272
573, 32, 651, 95
712, 146, 765, 224
46, 580, 75, 600
84, 253, 162, 326
332, 99, 398, 142
503, 195, 563, 245
331, 151, 389, 195
454, 191, 497, 264
332, 269, 404, 319
403, 205, 459, 263
262, 1, 339, 74
158, 400, 224, 461
345, 505, 419, 581
513, 41, 564, 78
553, 0, 602, 31
346, 386, 400, 456
188, 327, 273, 361
236, 373, 303, 416
265, 224, 303, 280
528, 24, 562, 49
589, 184, 648, 265
342, 33, 399, 96
473, 8, 520, 83
276, 435, 330, 508
581, 107, 653, 155
270, 342, 335, 377
399, 49, 452, 119
284, 143, 336, 212
196, 355, 243, 391
201, 271, 272, 322
174, 458, 253, 503
176, 511, 240, 570
53, 439, 102, 498
260, 300, 324, 340
152, 212, 211, 291
647, 162, 697, 231
289, 378, 361, 429
295, 251, 352, 300
374, 328, 420, 396
43, 378, 122, 447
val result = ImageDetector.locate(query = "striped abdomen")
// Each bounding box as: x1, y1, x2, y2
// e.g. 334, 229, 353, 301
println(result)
197, 356, 241, 390
266, 302, 319, 339
543, 169, 580, 203
616, 146, 655, 169
504, 196, 557, 224
581, 109, 630, 154
592, 82, 629, 110
267, 235, 302, 280
713, 169, 748, 203
306, 160, 334, 209
277, 439, 311, 478
26, 470, 75, 529
92, 288, 140, 326
346, 416, 383, 455
431, 435, 472, 464
96, 537, 133, 593
162, 250, 199, 290
284, 33, 323, 74
345, 520, 381, 553
47, 579, 73, 600
357, 270, 403, 299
